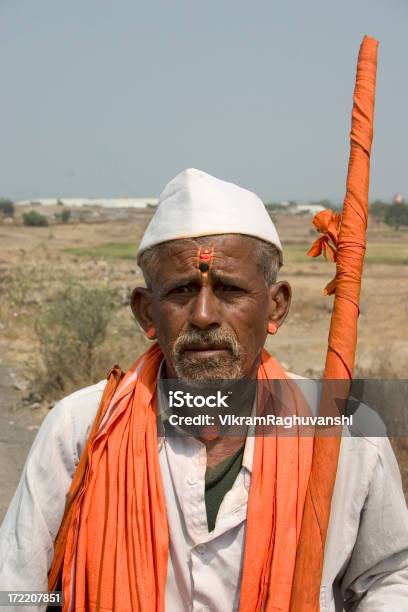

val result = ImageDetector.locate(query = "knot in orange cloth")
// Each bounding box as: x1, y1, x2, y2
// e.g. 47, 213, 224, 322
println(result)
307, 206, 368, 299
307, 209, 342, 295
307, 209, 342, 263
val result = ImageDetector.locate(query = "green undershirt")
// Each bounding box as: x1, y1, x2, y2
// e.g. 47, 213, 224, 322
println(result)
205, 444, 245, 532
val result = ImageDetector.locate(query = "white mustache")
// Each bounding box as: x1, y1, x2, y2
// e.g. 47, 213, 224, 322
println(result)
173, 329, 241, 358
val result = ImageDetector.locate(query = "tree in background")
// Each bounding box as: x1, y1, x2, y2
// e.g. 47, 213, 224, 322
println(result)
370, 200, 390, 220
384, 203, 408, 230
35, 283, 115, 393
54, 209, 71, 223
0, 198, 15, 218
23, 210, 49, 227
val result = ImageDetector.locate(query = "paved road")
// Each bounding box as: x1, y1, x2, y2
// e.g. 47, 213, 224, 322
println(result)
0, 365, 38, 522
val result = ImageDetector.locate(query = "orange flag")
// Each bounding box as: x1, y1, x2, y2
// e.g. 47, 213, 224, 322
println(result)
290, 35, 379, 610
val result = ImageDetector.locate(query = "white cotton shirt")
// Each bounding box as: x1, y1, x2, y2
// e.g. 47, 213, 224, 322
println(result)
1, 375, 408, 612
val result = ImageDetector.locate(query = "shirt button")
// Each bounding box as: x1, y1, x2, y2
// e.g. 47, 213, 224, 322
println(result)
196, 544, 206, 555
187, 474, 197, 485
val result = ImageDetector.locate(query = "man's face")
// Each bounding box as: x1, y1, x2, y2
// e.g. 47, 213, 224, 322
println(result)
132, 235, 290, 381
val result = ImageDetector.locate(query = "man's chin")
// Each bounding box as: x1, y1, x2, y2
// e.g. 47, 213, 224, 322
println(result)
172, 355, 244, 382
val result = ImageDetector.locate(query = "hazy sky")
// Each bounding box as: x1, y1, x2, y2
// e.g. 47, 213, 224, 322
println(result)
1, 0, 407, 202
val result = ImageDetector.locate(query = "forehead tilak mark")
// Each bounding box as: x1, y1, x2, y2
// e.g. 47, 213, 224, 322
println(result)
197, 245, 215, 273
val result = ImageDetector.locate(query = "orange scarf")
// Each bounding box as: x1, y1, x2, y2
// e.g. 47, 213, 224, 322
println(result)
49, 344, 315, 611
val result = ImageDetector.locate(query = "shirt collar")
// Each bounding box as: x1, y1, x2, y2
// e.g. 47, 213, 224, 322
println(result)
156, 359, 255, 474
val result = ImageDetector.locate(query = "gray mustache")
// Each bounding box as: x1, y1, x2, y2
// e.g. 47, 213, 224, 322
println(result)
173, 329, 241, 357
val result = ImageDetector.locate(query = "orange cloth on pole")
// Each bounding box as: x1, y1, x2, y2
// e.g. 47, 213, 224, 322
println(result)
49, 345, 314, 611
289, 36, 379, 611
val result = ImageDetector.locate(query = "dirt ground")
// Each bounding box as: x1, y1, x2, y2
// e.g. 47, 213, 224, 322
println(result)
0, 209, 407, 520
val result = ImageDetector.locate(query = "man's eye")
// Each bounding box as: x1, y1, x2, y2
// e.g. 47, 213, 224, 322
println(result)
175, 286, 190, 293
171, 284, 197, 294
219, 284, 243, 292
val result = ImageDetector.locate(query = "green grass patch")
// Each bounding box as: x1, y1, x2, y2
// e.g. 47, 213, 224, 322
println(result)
284, 242, 408, 266
64, 240, 408, 266
65, 242, 137, 260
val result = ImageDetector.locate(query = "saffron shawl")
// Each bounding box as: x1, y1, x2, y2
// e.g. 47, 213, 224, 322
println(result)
49, 344, 314, 611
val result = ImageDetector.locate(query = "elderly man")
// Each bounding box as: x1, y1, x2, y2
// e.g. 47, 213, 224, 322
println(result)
1, 168, 408, 612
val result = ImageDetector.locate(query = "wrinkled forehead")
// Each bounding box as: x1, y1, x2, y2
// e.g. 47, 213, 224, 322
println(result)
153, 234, 261, 283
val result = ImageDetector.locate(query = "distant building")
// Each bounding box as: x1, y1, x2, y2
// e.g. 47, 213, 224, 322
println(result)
393, 193, 405, 205
291, 204, 326, 215
272, 201, 326, 215
15, 197, 158, 209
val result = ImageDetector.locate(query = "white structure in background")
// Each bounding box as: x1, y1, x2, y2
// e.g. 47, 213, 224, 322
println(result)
278, 201, 326, 215
393, 194, 405, 205
15, 197, 158, 208
15, 197, 327, 215
293, 203, 326, 215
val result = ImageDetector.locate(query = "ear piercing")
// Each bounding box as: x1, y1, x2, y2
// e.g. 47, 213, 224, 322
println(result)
268, 322, 278, 335
146, 325, 156, 339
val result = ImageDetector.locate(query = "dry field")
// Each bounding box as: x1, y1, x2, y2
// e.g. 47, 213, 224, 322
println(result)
0, 208, 407, 518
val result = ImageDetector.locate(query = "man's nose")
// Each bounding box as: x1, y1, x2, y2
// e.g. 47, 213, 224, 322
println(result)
189, 285, 222, 330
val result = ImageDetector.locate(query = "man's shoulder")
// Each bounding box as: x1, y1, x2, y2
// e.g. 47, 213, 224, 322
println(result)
52, 378, 107, 425
56, 379, 108, 412
39, 379, 108, 463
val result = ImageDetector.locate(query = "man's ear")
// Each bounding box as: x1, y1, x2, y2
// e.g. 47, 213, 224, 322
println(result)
267, 281, 291, 328
130, 287, 154, 332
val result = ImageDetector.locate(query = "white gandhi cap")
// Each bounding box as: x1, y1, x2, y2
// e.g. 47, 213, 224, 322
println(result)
137, 168, 282, 262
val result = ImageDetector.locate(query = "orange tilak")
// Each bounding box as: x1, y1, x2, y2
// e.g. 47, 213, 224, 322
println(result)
197, 246, 215, 273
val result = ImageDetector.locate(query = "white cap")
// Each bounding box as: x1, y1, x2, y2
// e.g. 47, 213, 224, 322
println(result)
137, 168, 282, 262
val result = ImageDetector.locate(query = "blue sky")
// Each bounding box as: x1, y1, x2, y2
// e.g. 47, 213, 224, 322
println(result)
0, 0, 407, 202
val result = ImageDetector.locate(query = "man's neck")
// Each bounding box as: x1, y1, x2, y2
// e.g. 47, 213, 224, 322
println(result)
202, 435, 246, 470
160, 360, 255, 469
